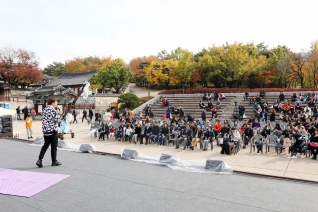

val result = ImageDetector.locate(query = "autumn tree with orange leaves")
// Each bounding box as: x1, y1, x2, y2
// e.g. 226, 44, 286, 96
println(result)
65, 56, 112, 73
0, 46, 43, 85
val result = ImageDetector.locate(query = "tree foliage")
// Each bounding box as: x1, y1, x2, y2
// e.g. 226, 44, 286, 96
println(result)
0, 46, 43, 85
90, 63, 132, 94
117, 93, 139, 108
130, 42, 318, 89
65, 56, 112, 73
43, 62, 65, 76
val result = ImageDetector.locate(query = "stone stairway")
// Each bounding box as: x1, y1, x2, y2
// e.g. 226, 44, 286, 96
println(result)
219, 94, 244, 121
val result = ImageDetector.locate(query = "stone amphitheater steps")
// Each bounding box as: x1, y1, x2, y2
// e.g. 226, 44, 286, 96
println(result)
138, 95, 236, 120
231, 94, 295, 119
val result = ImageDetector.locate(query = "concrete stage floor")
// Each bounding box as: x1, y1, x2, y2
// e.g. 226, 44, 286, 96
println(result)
1, 139, 318, 212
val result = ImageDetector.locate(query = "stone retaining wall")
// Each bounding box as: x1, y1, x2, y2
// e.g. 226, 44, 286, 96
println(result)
10, 89, 33, 97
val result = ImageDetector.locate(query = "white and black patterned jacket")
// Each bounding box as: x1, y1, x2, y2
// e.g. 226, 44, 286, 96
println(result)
42, 105, 61, 136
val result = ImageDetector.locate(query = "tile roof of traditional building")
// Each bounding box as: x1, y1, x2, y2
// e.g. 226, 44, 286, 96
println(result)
29, 84, 76, 97
46, 71, 97, 87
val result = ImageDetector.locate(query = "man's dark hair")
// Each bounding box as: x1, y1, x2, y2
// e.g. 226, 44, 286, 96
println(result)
47, 97, 57, 105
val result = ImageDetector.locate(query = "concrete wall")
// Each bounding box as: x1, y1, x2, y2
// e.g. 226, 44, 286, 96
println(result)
0, 101, 34, 110
94, 95, 119, 113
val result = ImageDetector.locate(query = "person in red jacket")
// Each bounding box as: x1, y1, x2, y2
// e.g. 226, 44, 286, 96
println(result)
213, 119, 222, 136
161, 98, 166, 107
281, 102, 290, 114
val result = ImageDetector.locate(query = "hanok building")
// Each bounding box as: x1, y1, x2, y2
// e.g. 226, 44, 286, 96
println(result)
27, 71, 97, 114
0, 82, 11, 97
28, 75, 57, 89
27, 84, 77, 114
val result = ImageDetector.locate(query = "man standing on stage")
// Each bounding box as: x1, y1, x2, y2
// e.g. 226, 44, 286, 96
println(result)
36, 97, 63, 167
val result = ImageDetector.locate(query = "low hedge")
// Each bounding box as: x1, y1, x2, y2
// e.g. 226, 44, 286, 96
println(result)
159, 88, 318, 94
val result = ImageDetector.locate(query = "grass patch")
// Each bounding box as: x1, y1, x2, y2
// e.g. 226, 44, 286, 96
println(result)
118, 96, 154, 114
139, 96, 154, 105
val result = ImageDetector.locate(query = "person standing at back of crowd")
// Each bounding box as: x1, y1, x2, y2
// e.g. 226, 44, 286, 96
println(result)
82, 108, 88, 123
22, 106, 29, 120
25, 114, 33, 139
95, 110, 101, 123
88, 108, 93, 122
36, 97, 63, 168
31, 108, 36, 120
238, 103, 245, 121
16, 106, 21, 120
72, 109, 78, 124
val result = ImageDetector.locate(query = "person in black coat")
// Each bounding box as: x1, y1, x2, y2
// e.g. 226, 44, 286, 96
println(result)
150, 122, 160, 143
238, 103, 245, 121
310, 129, 318, 159
243, 124, 253, 148
158, 123, 169, 145
140, 122, 152, 145
176, 124, 192, 149
269, 108, 276, 122
207, 101, 213, 110
72, 109, 78, 124
95, 110, 102, 123
202, 93, 207, 101
82, 108, 88, 122
16, 106, 21, 120
203, 127, 214, 151
214, 92, 219, 101
88, 108, 93, 121
133, 123, 142, 144
98, 120, 109, 141
201, 109, 206, 121
179, 107, 185, 118
199, 101, 205, 109
279, 92, 285, 102
291, 129, 306, 158
22, 106, 29, 120
220, 123, 231, 154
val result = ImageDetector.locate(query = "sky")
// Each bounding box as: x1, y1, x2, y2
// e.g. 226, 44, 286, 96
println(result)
1, 0, 318, 69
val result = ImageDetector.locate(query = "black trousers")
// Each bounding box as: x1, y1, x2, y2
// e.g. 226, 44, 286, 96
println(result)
73, 115, 78, 123
39, 132, 58, 162
244, 137, 251, 146
221, 142, 229, 154
82, 115, 87, 122
99, 132, 109, 140
311, 148, 318, 158
140, 134, 150, 144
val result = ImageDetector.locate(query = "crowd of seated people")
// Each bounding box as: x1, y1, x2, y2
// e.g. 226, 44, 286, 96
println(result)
90, 91, 318, 160
93, 110, 249, 155
238, 91, 318, 158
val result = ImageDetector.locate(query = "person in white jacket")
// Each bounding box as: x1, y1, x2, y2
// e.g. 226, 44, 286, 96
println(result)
103, 109, 112, 122
231, 128, 241, 141
304, 106, 312, 118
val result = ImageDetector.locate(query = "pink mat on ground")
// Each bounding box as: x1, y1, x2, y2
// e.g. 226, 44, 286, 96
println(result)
0, 168, 70, 198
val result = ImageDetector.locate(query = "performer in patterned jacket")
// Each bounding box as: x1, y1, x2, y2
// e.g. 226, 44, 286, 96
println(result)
36, 97, 63, 167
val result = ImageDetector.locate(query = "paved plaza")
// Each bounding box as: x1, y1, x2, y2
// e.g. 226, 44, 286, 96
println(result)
11, 117, 318, 183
